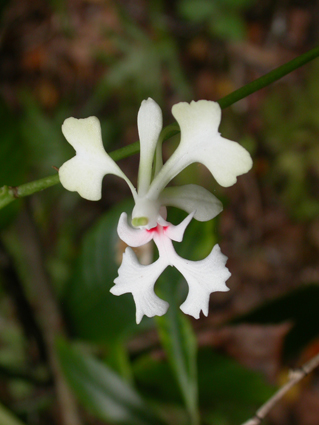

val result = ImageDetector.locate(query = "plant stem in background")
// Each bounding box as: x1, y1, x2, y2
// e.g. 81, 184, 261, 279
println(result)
0, 175, 60, 210
0, 45, 319, 209
16, 206, 83, 425
218, 45, 319, 109
242, 352, 319, 425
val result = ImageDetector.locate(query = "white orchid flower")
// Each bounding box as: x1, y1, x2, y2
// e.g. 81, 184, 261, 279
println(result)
59, 98, 252, 322
110, 212, 230, 323
59, 98, 252, 229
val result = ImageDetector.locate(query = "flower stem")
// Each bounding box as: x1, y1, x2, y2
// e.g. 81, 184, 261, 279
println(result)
0, 174, 60, 210
1, 46, 319, 210
218, 45, 319, 109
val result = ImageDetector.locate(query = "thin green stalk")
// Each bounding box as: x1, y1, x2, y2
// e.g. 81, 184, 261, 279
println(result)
218, 45, 319, 109
0, 175, 60, 210
1, 46, 319, 210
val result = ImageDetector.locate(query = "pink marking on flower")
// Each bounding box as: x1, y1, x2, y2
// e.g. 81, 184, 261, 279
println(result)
147, 224, 169, 235
146, 226, 159, 233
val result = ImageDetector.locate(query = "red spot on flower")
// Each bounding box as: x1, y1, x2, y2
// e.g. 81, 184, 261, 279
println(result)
147, 226, 159, 233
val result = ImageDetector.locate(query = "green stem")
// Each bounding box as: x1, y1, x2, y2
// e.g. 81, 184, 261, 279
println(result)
0, 175, 60, 210
218, 45, 319, 109
1, 46, 319, 210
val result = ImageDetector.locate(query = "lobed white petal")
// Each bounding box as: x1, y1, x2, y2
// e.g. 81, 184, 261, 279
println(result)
172, 100, 221, 139
172, 100, 253, 187
176, 245, 231, 319
117, 212, 154, 247
62, 116, 107, 153
159, 184, 223, 222
137, 98, 163, 195
59, 156, 109, 201
59, 116, 134, 201
147, 100, 252, 198
110, 248, 169, 324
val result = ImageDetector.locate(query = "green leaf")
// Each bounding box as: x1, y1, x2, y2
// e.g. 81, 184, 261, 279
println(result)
57, 339, 166, 425
133, 354, 182, 405
154, 210, 213, 425
0, 403, 26, 425
134, 347, 275, 424
156, 308, 198, 425
198, 348, 275, 424
19, 93, 69, 174
220, 0, 255, 8
178, 0, 218, 22
105, 340, 134, 383
63, 200, 142, 343
198, 348, 275, 405
210, 13, 246, 41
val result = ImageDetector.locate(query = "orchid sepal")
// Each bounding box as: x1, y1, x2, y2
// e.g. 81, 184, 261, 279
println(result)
137, 98, 163, 196
59, 116, 136, 201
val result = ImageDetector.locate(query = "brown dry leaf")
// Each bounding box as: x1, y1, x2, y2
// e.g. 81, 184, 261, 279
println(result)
198, 323, 290, 382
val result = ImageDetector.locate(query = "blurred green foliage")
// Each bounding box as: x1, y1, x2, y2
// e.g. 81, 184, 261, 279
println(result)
57, 339, 166, 425
63, 200, 140, 344
178, 0, 255, 40
87, 8, 192, 113
262, 62, 319, 220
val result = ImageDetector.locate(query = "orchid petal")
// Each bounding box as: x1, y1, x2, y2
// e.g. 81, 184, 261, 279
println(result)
147, 100, 252, 197
59, 156, 109, 201
117, 213, 154, 247
176, 245, 230, 319
137, 98, 163, 196
110, 248, 169, 323
160, 184, 223, 222
59, 116, 136, 201
164, 212, 194, 242
172, 101, 253, 187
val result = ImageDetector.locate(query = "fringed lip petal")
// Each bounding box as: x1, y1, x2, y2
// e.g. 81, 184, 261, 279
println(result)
137, 98, 163, 196
159, 184, 223, 222
59, 116, 136, 201
177, 245, 231, 319
112, 214, 231, 322
110, 248, 169, 324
